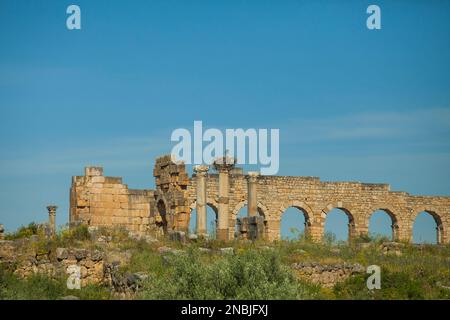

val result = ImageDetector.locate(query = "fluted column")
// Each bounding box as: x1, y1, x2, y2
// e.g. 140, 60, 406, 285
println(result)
47, 205, 57, 236
194, 165, 209, 236
246, 171, 259, 217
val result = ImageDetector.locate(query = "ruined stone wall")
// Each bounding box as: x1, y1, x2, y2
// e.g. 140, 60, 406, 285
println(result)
0, 239, 105, 287
70, 155, 450, 244
70, 167, 156, 234
185, 173, 450, 243
152, 155, 190, 233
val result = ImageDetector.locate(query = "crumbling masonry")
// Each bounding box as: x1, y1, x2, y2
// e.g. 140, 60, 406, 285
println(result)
70, 155, 450, 244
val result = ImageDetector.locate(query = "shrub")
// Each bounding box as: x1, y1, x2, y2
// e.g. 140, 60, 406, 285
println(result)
139, 249, 320, 300
54, 224, 91, 247
5, 222, 40, 240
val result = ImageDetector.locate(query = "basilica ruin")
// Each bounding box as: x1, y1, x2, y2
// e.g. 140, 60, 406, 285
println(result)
69, 155, 450, 244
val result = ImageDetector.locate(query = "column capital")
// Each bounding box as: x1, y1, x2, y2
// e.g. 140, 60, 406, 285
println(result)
194, 165, 209, 176
246, 171, 260, 183
47, 205, 58, 215
213, 156, 235, 173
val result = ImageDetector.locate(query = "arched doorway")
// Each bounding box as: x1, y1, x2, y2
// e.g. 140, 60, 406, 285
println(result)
156, 200, 168, 234
189, 205, 218, 239
280, 207, 310, 240
413, 211, 443, 244
369, 209, 398, 241
324, 208, 354, 243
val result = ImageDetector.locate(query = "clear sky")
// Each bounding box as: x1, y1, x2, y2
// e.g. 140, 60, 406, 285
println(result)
1, 0, 449, 242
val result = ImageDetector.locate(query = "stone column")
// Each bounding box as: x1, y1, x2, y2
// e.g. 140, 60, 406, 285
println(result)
309, 215, 323, 242
0, 224, 4, 240
246, 171, 259, 217
214, 157, 235, 241
194, 165, 209, 236
391, 222, 399, 241
348, 221, 356, 242
47, 205, 57, 236
436, 223, 444, 244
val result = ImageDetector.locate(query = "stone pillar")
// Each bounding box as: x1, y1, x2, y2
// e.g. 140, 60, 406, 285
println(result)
246, 171, 259, 217
0, 224, 4, 240
47, 205, 57, 236
391, 222, 399, 241
348, 221, 356, 242
304, 219, 311, 238
194, 165, 209, 236
213, 157, 235, 241
309, 223, 323, 242
436, 223, 444, 244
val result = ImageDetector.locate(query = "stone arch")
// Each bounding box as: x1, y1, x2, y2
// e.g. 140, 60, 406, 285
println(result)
155, 194, 169, 215
231, 200, 268, 219
188, 199, 219, 235
320, 202, 356, 241
366, 205, 399, 241
411, 207, 444, 244
277, 200, 314, 222
189, 199, 219, 215
276, 200, 314, 239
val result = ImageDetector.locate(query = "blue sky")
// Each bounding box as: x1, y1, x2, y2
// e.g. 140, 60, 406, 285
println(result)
1, 0, 449, 242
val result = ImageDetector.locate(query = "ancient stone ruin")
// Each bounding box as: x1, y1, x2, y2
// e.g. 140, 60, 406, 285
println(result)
69, 154, 450, 244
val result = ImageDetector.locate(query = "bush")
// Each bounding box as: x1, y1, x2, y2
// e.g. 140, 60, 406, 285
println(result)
5, 222, 40, 240
55, 224, 91, 246
139, 249, 320, 300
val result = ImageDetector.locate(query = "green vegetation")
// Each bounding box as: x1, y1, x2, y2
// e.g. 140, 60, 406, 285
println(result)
4, 222, 40, 240
138, 249, 321, 299
1, 225, 449, 300
0, 268, 111, 300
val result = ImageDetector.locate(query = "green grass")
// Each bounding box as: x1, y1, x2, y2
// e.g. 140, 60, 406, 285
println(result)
0, 267, 111, 300
2, 224, 450, 300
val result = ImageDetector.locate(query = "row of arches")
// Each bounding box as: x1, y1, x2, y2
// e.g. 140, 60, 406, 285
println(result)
280, 207, 442, 244
156, 198, 444, 244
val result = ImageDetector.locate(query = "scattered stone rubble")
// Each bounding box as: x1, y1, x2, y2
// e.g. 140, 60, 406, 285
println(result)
380, 242, 405, 256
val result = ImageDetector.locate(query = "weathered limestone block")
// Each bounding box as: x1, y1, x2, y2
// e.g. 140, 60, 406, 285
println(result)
291, 262, 365, 288
237, 216, 265, 240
